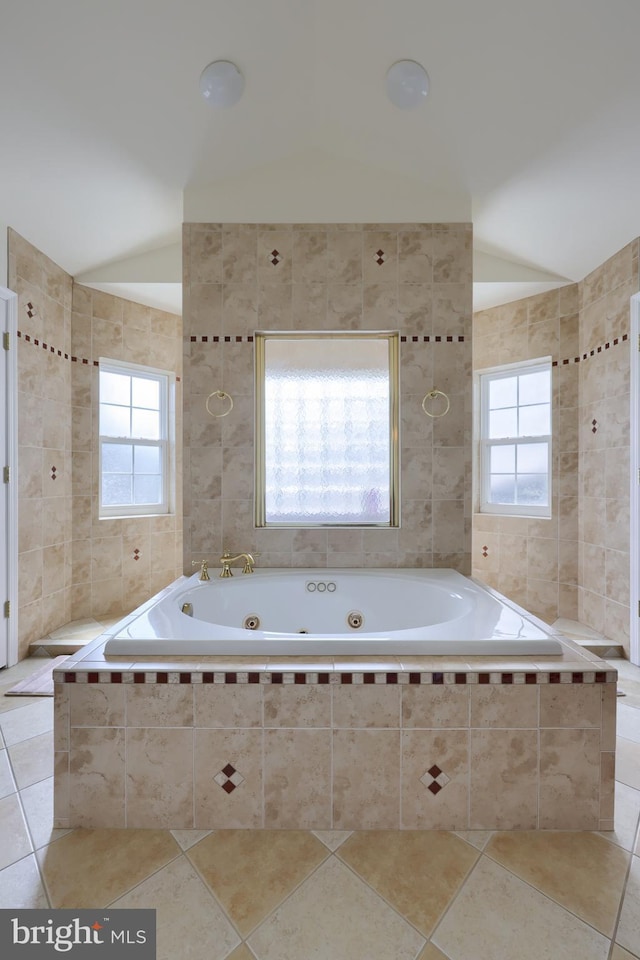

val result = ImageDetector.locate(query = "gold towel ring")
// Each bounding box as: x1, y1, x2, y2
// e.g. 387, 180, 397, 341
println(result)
206, 390, 234, 418
421, 389, 450, 418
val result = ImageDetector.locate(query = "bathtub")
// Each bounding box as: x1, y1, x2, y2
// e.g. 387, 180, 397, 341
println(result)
103, 568, 563, 656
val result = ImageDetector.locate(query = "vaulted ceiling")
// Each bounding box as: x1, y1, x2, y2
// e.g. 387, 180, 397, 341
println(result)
2, 0, 639, 314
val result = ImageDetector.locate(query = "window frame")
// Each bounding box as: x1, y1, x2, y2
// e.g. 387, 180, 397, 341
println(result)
98, 358, 175, 519
477, 357, 552, 518
254, 331, 400, 528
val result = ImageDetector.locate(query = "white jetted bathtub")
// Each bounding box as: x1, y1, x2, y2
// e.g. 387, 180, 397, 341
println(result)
103, 568, 563, 656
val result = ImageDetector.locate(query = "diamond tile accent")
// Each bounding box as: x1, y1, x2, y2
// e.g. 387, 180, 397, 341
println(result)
592, 419, 598, 434
133, 548, 140, 561
374, 249, 386, 265
270, 249, 282, 266
482, 545, 489, 558
421, 765, 451, 795
213, 763, 245, 794
50, 466, 57, 481
26, 302, 36, 318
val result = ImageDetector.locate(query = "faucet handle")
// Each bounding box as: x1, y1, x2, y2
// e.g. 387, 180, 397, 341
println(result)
192, 559, 211, 581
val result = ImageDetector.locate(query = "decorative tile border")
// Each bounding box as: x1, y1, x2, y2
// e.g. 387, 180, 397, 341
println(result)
400, 336, 465, 343
183, 332, 629, 361
18, 330, 96, 363
17, 330, 182, 381
55, 668, 616, 685
185, 334, 467, 344
20, 321, 627, 368
189, 335, 253, 343
551, 333, 628, 366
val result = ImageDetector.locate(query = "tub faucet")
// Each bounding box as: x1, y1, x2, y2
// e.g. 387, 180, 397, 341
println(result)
219, 550, 256, 578
192, 559, 211, 581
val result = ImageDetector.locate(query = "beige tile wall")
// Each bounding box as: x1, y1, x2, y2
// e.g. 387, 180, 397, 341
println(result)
472, 285, 580, 623
9, 230, 183, 655
183, 223, 473, 572
69, 284, 183, 621
10, 229, 73, 658
473, 239, 639, 652
577, 240, 639, 654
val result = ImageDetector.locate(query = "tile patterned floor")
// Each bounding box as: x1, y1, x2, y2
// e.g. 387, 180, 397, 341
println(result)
0, 656, 639, 960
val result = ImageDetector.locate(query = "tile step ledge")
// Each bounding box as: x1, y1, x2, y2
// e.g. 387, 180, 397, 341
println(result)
569, 637, 625, 658
29, 638, 87, 657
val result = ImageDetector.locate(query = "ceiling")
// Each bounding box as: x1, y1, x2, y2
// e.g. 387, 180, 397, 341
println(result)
1, 0, 639, 316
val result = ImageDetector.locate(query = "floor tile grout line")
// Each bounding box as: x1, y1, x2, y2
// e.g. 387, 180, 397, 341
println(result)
408, 938, 431, 960
423, 940, 455, 960
479, 843, 627, 943
230, 845, 335, 944
606, 845, 638, 960
237, 940, 259, 960
8, 707, 55, 908
180, 844, 246, 945
0, 744, 19, 800
332, 845, 439, 943
32, 841, 55, 910
426, 846, 487, 947
7, 735, 55, 795
620, 791, 640, 858
432, 845, 621, 953
1, 850, 52, 909
13, 773, 56, 837
104, 847, 198, 911
3, 710, 55, 739
0, 786, 35, 863
17, 801, 53, 909
4, 731, 43, 864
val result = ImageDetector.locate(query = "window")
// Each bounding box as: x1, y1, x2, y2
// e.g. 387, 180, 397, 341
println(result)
99, 359, 174, 517
255, 332, 399, 527
478, 359, 552, 517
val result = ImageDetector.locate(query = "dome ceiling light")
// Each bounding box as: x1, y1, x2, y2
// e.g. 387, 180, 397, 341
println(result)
385, 60, 429, 108
199, 60, 245, 107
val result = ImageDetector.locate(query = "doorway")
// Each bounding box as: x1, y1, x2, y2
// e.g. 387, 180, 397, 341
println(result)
0, 286, 17, 667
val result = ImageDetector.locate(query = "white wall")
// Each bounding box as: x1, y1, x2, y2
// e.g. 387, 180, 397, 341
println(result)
184, 150, 471, 224
0, 222, 7, 288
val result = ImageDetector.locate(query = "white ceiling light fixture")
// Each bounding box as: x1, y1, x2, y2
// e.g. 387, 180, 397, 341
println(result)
385, 60, 429, 109
199, 60, 245, 107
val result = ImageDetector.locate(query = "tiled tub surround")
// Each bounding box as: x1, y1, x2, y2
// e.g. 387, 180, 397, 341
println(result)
183, 222, 473, 573
53, 630, 616, 832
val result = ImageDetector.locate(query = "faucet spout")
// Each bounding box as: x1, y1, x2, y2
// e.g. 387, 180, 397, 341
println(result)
219, 550, 256, 577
